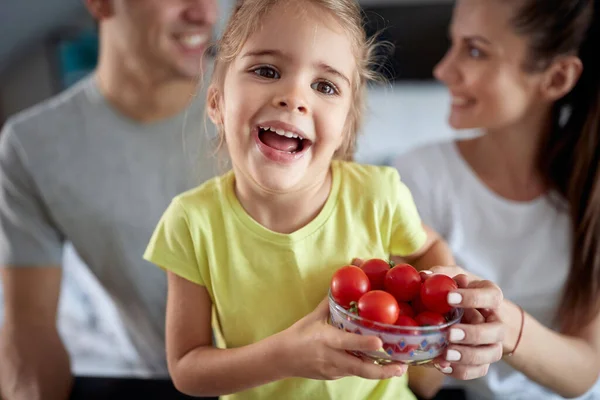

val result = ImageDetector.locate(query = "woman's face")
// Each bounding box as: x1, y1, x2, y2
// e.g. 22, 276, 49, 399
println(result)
434, 0, 548, 131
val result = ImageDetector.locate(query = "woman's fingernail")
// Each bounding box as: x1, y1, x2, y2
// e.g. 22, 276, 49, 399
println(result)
449, 328, 466, 342
440, 366, 453, 374
446, 349, 462, 361
395, 367, 405, 376
434, 363, 452, 373
448, 292, 462, 305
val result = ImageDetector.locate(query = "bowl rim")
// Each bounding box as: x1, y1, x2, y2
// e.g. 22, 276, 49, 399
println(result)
328, 290, 464, 332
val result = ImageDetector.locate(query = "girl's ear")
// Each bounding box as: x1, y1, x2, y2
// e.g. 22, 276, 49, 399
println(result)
207, 85, 223, 126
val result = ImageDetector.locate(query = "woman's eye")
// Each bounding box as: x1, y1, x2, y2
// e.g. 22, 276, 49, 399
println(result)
468, 46, 484, 59
311, 81, 337, 95
253, 67, 280, 79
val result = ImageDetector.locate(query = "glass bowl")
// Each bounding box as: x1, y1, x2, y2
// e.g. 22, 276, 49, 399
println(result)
328, 291, 464, 365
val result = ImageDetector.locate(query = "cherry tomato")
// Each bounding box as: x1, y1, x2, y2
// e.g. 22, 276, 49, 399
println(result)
398, 302, 415, 318
330, 265, 371, 308
420, 274, 458, 314
384, 263, 421, 302
359, 258, 391, 290
358, 290, 399, 325
410, 294, 427, 315
415, 311, 447, 326
394, 315, 420, 334
394, 315, 418, 327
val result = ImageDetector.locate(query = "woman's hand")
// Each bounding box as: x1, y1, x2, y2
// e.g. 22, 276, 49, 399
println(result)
422, 266, 505, 380
277, 298, 408, 381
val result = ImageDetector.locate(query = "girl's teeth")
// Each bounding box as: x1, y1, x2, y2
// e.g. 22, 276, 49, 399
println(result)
260, 126, 301, 140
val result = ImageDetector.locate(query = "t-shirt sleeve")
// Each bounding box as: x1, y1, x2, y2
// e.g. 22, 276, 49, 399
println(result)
143, 198, 204, 286
389, 169, 428, 256
0, 123, 65, 266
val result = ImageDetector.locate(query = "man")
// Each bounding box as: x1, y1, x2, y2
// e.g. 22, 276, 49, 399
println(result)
0, 0, 219, 399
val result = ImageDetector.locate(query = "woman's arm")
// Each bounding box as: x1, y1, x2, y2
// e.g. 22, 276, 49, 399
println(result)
165, 271, 407, 397
498, 299, 600, 398
427, 264, 600, 397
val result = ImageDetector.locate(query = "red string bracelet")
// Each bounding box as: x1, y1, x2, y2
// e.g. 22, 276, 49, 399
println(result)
504, 305, 525, 357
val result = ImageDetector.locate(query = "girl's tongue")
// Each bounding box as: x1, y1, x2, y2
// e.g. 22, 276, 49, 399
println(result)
259, 130, 302, 152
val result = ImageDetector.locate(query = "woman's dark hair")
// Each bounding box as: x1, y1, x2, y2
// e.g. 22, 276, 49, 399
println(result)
511, 0, 600, 333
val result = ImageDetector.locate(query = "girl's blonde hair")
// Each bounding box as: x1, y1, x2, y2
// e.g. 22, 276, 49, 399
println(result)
208, 0, 383, 161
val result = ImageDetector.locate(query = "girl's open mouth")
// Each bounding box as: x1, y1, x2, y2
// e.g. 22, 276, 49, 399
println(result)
254, 123, 313, 164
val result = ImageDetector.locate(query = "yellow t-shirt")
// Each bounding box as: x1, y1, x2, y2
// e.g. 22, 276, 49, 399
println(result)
144, 160, 426, 400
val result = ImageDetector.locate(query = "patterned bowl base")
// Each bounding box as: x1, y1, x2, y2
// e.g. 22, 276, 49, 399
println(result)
329, 310, 450, 365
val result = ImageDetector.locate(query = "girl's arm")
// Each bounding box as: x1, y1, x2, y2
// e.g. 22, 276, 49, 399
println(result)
165, 271, 407, 397
391, 224, 454, 271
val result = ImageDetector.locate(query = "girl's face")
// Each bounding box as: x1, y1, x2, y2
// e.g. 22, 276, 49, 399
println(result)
209, 2, 356, 193
434, 0, 549, 132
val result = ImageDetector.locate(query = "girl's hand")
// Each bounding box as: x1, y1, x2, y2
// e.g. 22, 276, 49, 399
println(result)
276, 298, 408, 381
422, 267, 505, 380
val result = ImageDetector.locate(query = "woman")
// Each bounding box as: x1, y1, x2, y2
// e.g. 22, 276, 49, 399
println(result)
395, 0, 600, 399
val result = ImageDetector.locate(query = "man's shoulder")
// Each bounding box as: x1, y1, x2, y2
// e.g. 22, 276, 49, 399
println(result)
3, 75, 96, 143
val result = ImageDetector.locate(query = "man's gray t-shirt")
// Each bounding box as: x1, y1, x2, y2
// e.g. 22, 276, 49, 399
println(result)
0, 74, 218, 375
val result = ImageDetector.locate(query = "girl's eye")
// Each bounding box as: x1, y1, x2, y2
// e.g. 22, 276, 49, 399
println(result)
253, 67, 280, 79
311, 81, 338, 95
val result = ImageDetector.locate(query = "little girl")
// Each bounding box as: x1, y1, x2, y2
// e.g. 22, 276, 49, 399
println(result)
144, 0, 455, 398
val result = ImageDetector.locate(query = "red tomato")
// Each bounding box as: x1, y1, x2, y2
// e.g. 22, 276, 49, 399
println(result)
394, 315, 420, 334
358, 290, 399, 325
330, 265, 371, 308
384, 263, 421, 302
410, 294, 427, 315
359, 258, 391, 290
398, 302, 415, 318
420, 274, 458, 314
415, 311, 447, 326
394, 315, 418, 327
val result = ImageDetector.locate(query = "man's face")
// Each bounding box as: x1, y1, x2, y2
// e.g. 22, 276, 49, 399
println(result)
100, 0, 218, 79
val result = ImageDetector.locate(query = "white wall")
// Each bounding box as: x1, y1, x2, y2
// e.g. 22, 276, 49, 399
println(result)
358, 82, 454, 165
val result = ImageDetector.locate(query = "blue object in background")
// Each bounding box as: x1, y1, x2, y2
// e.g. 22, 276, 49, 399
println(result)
57, 29, 98, 89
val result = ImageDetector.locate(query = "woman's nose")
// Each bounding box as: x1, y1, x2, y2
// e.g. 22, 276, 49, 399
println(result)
433, 48, 460, 86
